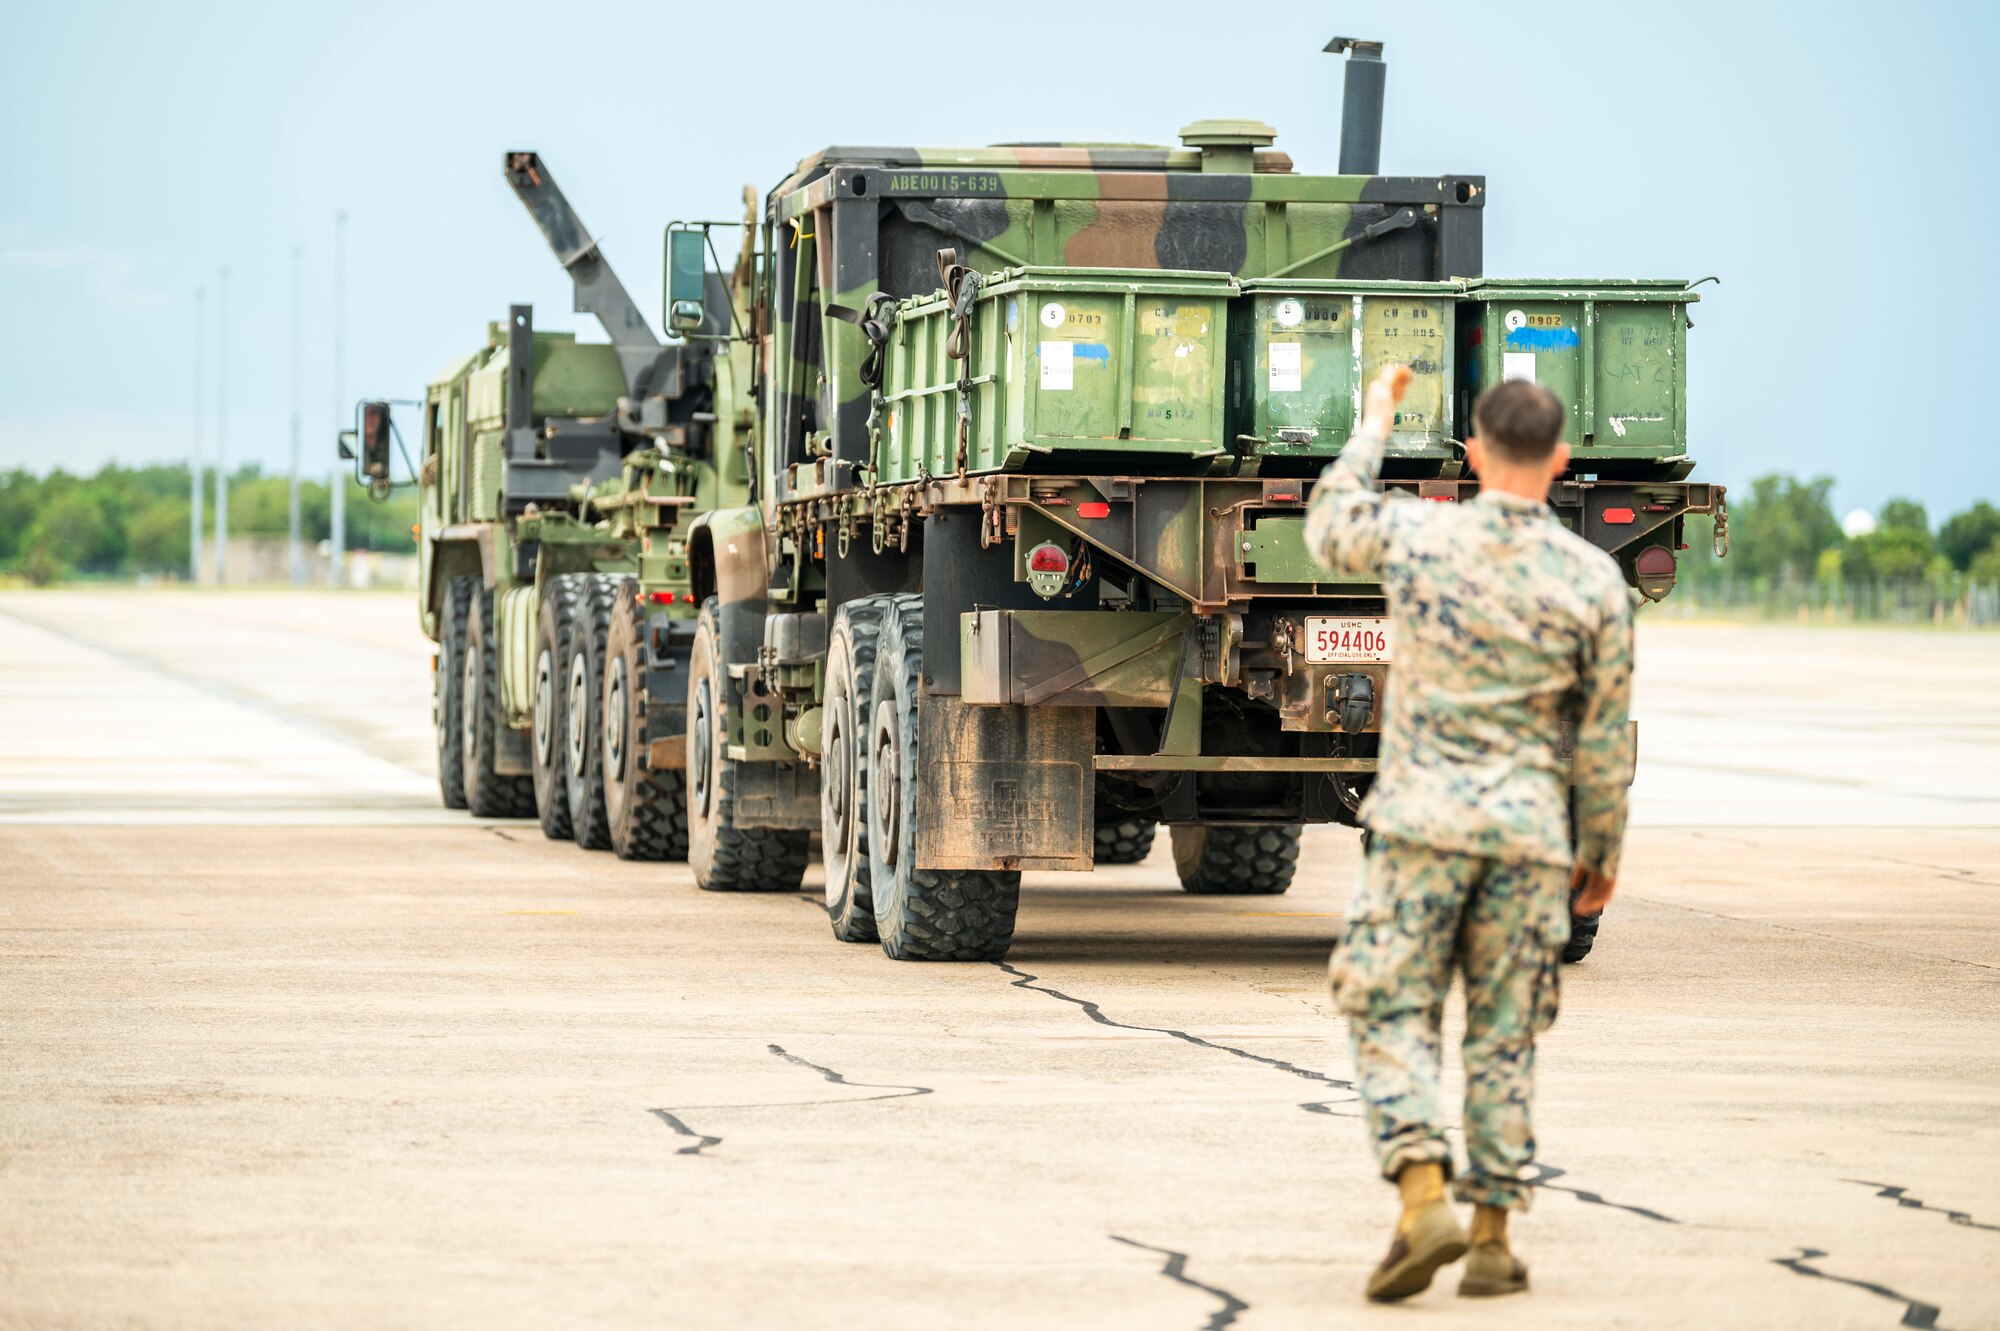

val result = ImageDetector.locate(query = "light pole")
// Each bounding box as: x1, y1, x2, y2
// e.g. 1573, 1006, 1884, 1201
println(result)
330, 210, 347, 587
190, 285, 205, 584
214, 265, 230, 586
289, 244, 304, 585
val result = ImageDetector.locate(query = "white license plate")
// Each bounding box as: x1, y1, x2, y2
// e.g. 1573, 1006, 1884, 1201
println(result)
1303, 617, 1393, 664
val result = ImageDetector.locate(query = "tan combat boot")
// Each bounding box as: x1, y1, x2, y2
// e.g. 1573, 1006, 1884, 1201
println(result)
1458, 1204, 1529, 1297
1365, 1162, 1469, 1302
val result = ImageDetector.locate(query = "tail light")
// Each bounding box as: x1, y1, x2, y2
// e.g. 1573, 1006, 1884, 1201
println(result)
1026, 541, 1070, 598
1633, 545, 1676, 602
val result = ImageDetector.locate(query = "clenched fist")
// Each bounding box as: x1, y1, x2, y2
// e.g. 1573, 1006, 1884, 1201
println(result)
1360, 364, 1414, 442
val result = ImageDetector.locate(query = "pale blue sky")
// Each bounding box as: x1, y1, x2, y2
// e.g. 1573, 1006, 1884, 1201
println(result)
4, 0, 1995, 520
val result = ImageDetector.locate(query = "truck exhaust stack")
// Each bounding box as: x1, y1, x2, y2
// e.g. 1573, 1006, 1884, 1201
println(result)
1326, 36, 1386, 175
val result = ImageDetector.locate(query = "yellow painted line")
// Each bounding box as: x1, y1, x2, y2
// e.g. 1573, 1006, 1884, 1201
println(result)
1231, 911, 1342, 918
506, 909, 578, 915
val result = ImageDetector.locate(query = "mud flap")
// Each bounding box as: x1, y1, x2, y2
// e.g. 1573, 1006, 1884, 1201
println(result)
641, 615, 695, 772
495, 726, 533, 777
728, 760, 819, 829
915, 694, 1093, 871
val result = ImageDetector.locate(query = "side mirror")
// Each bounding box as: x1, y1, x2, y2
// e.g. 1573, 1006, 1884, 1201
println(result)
337, 431, 357, 461
359, 401, 393, 482
665, 226, 707, 334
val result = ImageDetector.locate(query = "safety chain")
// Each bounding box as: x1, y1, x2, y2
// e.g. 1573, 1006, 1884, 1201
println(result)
937, 248, 982, 479
974, 479, 1001, 549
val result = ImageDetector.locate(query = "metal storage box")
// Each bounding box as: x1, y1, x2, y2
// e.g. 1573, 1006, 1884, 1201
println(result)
879, 267, 1234, 479
1232, 279, 1462, 468
1460, 279, 1696, 474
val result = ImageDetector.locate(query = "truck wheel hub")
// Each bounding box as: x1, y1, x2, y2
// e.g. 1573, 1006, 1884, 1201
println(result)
566, 655, 589, 778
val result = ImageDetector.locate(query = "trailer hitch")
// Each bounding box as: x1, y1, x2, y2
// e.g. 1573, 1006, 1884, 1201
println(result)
1330, 673, 1374, 734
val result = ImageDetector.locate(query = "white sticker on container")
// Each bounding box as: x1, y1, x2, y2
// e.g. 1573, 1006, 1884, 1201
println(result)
1269, 340, 1303, 393
1040, 302, 1066, 329
1274, 298, 1304, 329
1040, 340, 1074, 391
1502, 352, 1536, 384
1504, 309, 1527, 333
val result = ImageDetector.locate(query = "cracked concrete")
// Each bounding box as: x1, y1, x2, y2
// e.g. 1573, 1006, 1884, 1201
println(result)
1, 592, 1997, 1329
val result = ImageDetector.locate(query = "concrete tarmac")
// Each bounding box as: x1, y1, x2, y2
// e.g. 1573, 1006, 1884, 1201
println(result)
2, 590, 1996, 1330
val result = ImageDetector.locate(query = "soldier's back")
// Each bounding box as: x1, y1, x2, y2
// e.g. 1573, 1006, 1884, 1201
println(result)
1366, 491, 1625, 866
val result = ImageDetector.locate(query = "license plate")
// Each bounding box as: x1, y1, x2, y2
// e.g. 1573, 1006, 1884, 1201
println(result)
1303, 617, 1393, 664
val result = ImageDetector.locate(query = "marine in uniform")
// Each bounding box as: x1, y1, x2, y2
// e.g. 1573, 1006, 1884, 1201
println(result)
1303, 368, 1633, 1301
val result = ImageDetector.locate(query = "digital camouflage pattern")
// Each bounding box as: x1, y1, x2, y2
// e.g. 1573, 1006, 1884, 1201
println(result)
1302, 424, 1635, 876
1331, 835, 1567, 1208
1307, 407, 1631, 1206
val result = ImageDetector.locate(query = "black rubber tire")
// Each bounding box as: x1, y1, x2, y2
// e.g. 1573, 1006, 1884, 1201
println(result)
563, 575, 618, 849
686, 597, 810, 892
1093, 816, 1158, 865
462, 583, 535, 819
821, 596, 893, 942
1171, 824, 1301, 895
531, 575, 581, 840
602, 582, 688, 862
868, 595, 1021, 961
434, 575, 475, 810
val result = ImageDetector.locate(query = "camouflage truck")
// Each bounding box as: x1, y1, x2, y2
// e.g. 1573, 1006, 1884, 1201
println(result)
657, 38, 1728, 962
382, 154, 755, 858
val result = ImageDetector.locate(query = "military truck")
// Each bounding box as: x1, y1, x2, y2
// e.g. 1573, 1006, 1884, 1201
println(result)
379, 155, 755, 858
649, 37, 1723, 962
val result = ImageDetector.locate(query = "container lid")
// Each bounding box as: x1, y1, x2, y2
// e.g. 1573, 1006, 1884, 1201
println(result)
897, 265, 1240, 311
1464, 277, 1699, 303
1240, 277, 1465, 295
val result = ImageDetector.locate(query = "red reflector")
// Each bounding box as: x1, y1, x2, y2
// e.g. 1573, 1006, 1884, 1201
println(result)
1602, 507, 1636, 524
1027, 543, 1069, 573
1077, 501, 1111, 518
648, 592, 675, 604
1425, 495, 1456, 503
1266, 493, 1299, 503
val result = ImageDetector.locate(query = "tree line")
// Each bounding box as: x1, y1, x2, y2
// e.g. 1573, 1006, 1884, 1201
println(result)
1681, 476, 2000, 586
0, 462, 421, 585
3, 462, 1996, 591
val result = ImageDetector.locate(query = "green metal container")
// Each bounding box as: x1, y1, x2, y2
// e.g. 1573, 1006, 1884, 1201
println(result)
1461, 279, 1696, 473
879, 266, 1234, 479
466, 330, 626, 429
1232, 279, 1461, 468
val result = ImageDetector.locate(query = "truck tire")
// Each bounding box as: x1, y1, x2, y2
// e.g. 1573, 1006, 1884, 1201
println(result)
602, 582, 688, 862
434, 575, 475, 810
462, 583, 535, 819
531, 575, 581, 840
1094, 817, 1157, 865
1171, 824, 1300, 895
686, 597, 809, 891
868, 595, 1021, 961
820, 596, 893, 942
563, 575, 618, 849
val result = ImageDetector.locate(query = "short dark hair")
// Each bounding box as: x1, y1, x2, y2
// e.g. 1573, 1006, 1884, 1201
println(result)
1473, 380, 1566, 464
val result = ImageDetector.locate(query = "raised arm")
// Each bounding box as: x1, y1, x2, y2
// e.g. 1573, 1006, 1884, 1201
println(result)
1304, 365, 1412, 577
1570, 581, 1635, 906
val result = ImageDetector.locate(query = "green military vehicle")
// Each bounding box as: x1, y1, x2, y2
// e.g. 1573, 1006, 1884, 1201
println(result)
374, 154, 756, 858
646, 37, 1724, 962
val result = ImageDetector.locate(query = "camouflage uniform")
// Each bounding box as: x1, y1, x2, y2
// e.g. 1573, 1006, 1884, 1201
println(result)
1304, 422, 1633, 1208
